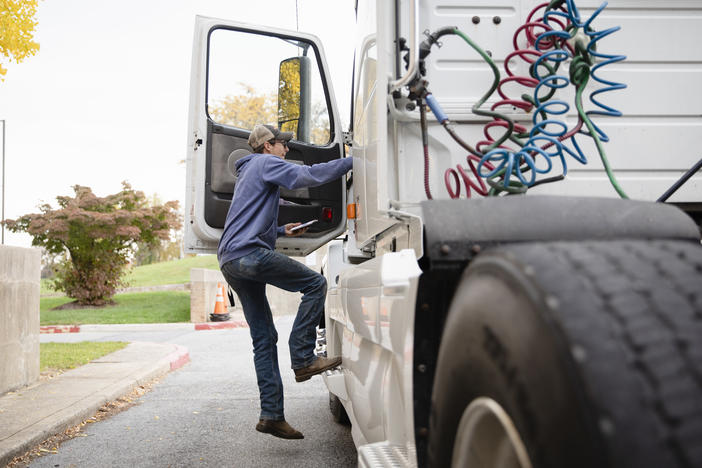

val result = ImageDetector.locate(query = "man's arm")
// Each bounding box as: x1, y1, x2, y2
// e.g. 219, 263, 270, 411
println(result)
263, 156, 352, 190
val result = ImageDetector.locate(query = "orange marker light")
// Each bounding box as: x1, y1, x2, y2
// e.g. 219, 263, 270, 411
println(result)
347, 203, 357, 219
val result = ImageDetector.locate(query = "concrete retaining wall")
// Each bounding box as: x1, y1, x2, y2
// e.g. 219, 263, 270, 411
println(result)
189, 268, 229, 323
0, 246, 41, 395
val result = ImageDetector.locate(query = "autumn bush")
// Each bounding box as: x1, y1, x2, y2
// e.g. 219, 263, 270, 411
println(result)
5, 183, 181, 305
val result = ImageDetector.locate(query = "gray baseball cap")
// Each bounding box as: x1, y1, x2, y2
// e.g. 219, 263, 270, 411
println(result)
248, 124, 294, 150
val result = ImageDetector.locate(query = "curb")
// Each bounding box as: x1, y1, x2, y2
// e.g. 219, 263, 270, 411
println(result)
164, 344, 191, 371
193, 321, 248, 331
40, 321, 248, 334
39, 325, 81, 334
0, 342, 190, 467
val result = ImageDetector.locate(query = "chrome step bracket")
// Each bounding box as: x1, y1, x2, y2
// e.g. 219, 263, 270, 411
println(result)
358, 442, 414, 468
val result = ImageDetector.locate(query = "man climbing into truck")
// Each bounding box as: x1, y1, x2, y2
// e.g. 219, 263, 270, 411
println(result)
218, 124, 353, 440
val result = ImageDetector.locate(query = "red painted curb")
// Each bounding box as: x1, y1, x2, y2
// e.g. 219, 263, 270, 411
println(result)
40, 325, 81, 334
39, 322, 249, 334
167, 345, 191, 371
194, 321, 248, 331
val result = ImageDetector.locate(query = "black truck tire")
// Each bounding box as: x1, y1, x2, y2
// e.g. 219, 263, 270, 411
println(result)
427, 239, 702, 468
329, 392, 351, 425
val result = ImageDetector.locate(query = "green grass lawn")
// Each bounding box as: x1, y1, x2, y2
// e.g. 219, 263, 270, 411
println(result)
40, 291, 190, 325
41, 254, 219, 295
40, 342, 128, 371
123, 255, 219, 287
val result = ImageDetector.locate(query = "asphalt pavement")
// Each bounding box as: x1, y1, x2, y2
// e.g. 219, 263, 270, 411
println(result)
1, 315, 356, 467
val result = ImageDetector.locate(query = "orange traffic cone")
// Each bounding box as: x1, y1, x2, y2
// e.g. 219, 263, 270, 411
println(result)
210, 282, 231, 322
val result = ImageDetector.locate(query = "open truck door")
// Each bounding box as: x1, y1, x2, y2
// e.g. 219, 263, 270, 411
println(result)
185, 16, 347, 256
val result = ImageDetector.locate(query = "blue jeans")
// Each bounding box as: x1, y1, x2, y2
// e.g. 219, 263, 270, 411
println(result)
221, 247, 327, 421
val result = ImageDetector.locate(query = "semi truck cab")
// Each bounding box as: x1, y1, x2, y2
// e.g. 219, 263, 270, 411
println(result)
185, 2, 702, 467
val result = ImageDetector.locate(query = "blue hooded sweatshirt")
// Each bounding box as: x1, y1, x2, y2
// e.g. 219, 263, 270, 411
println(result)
217, 153, 353, 267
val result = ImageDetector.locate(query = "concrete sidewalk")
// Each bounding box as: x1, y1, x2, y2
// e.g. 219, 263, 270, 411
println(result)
0, 341, 190, 467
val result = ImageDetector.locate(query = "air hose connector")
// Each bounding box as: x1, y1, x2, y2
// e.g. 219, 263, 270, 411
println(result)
426, 93, 448, 124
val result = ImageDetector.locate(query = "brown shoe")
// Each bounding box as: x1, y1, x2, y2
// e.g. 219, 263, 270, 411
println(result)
294, 356, 342, 382
255, 419, 304, 439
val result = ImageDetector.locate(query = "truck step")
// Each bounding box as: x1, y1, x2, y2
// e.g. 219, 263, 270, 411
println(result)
358, 442, 414, 468
315, 327, 327, 356
315, 344, 327, 357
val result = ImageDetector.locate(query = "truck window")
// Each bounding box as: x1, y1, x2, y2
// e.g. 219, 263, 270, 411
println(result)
207, 28, 331, 146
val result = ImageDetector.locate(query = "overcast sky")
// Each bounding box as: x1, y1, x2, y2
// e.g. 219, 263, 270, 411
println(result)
0, 0, 355, 248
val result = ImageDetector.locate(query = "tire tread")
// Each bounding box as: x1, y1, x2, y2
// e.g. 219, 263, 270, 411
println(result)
504, 240, 702, 468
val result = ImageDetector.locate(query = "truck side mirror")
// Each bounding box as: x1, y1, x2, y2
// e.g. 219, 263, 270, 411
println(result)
278, 56, 311, 141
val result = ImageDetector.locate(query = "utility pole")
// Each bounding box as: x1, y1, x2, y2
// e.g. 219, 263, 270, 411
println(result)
1, 120, 5, 244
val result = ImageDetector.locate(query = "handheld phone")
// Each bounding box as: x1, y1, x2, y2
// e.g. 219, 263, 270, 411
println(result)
290, 219, 318, 232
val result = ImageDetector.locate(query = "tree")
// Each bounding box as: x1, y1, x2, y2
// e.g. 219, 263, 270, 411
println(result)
0, 0, 40, 80
5, 183, 182, 305
133, 194, 183, 266
310, 100, 330, 144
209, 84, 276, 130
134, 230, 183, 266
209, 81, 330, 145
39, 247, 63, 279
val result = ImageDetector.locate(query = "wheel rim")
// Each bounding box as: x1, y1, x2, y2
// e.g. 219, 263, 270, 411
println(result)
451, 397, 532, 468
